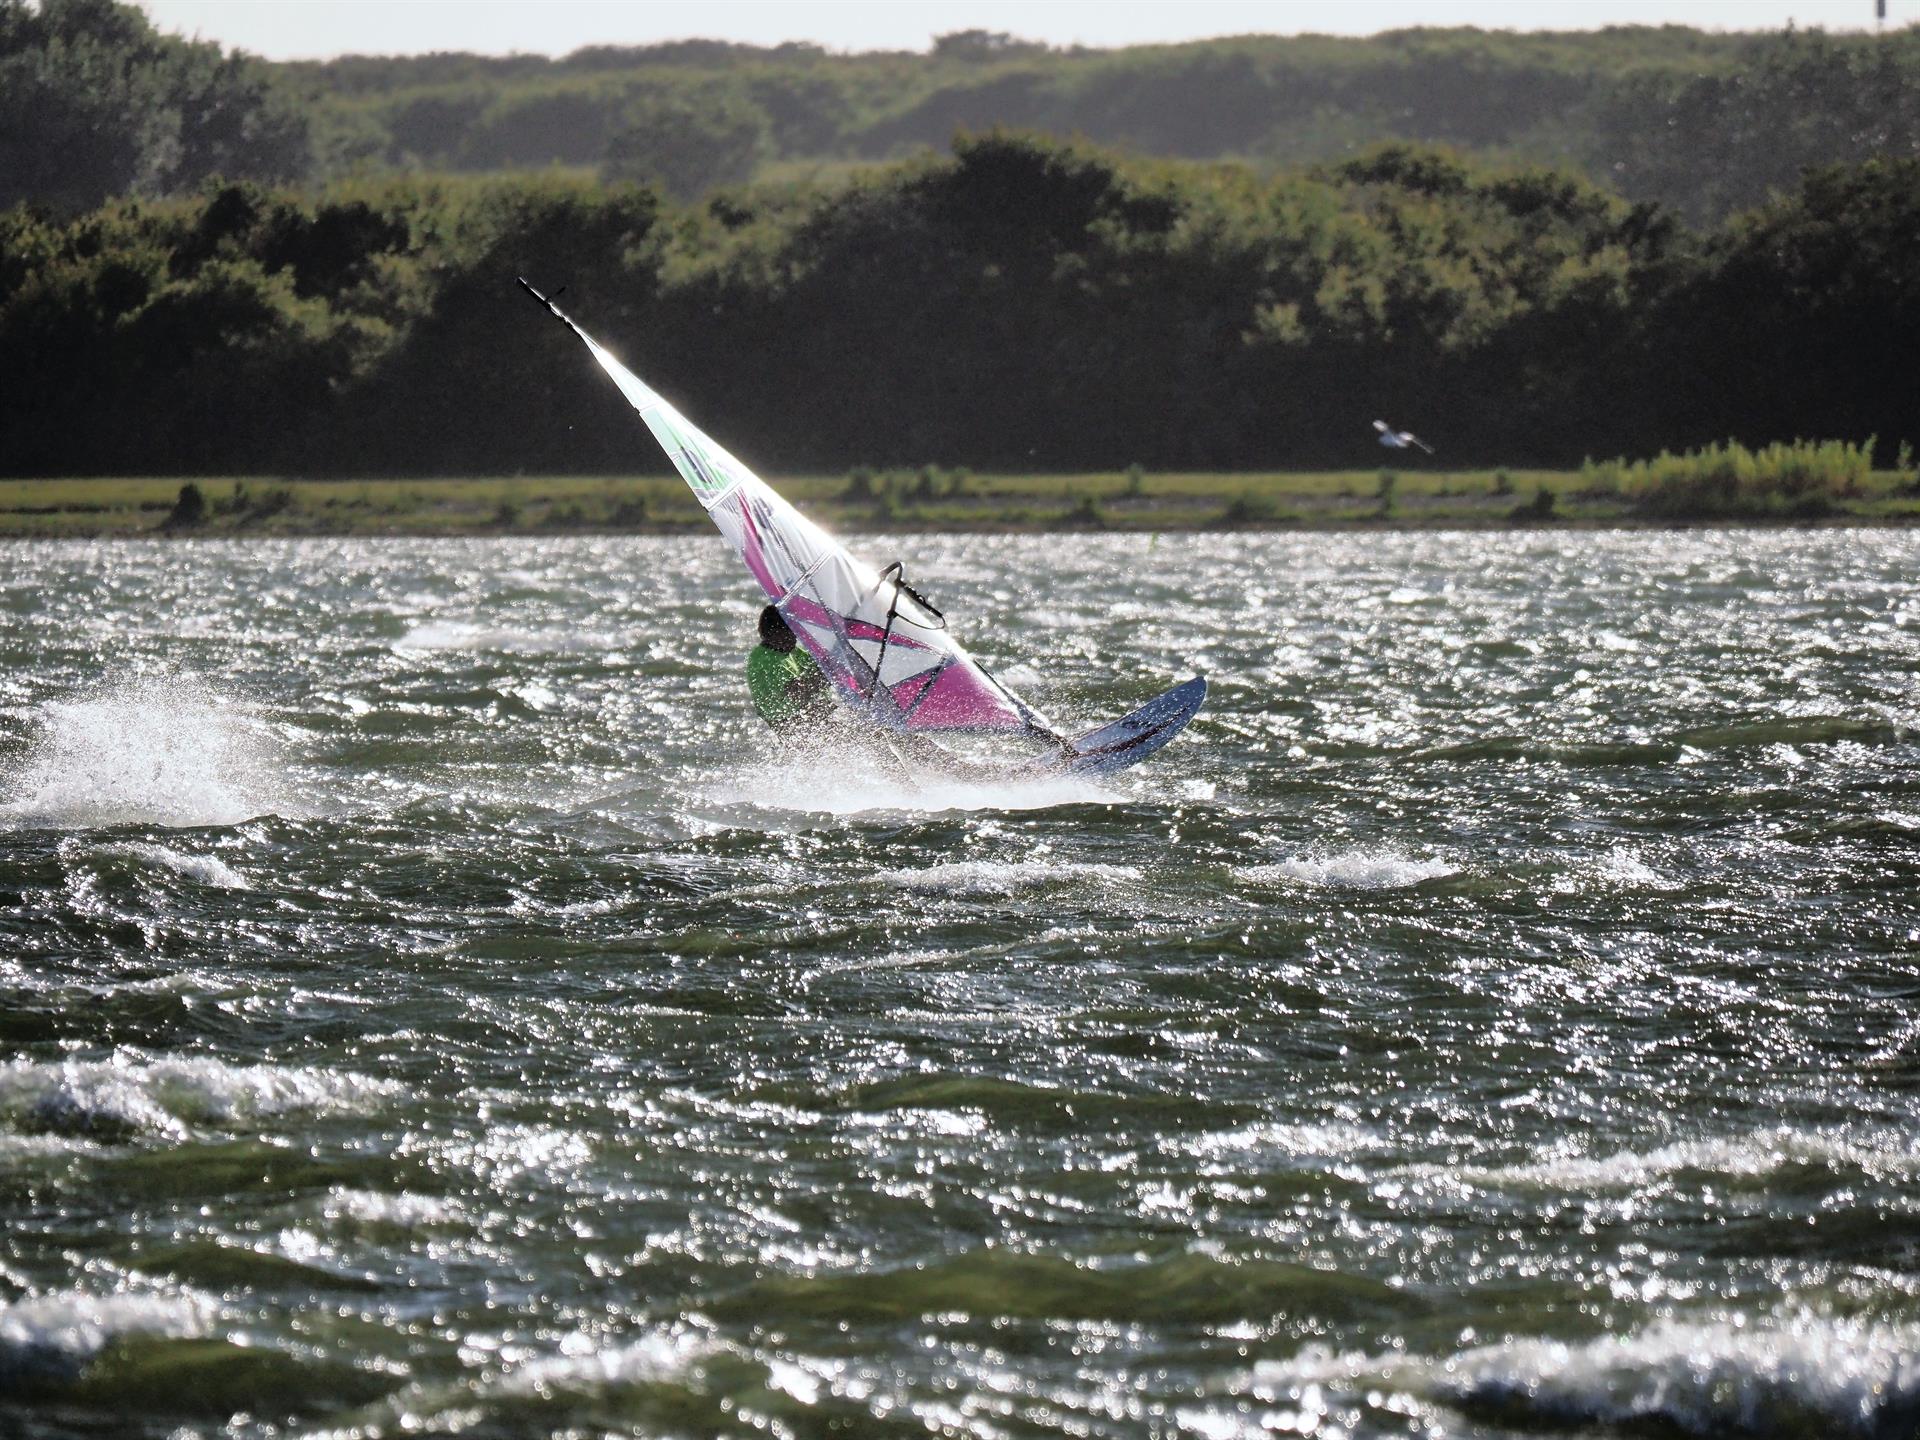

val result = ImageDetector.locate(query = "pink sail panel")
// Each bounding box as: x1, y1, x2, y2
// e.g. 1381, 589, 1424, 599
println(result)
898, 663, 1027, 732
779, 592, 1028, 732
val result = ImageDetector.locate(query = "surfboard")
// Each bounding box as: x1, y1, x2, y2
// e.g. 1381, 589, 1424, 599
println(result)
1049, 677, 1208, 776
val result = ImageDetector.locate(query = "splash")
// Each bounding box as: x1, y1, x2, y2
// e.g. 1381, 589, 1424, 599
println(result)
700, 726, 1118, 818
1244, 850, 1456, 890
1, 680, 287, 830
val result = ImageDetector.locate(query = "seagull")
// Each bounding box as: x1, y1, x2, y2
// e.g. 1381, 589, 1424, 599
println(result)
1374, 420, 1433, 454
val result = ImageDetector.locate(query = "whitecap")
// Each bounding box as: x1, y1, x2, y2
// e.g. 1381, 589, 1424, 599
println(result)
320, 1188, 464, 1229
1553, 846, 1673, 894
874, 859, 1138, 897
488, 1329, 710, 1397
0, 1289, 216, 1379
1181, 1119, 1395, 1169
395, 620, 617, 653
0, 1053, 399, 1144
95, 843, 250, 890
1453, 1126, 1920, 1192
1257, 1315, 1920, 1438
1244, 851, 1455, 890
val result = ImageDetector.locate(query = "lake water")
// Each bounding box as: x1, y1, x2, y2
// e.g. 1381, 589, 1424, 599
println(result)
2, 530, 1918, 1439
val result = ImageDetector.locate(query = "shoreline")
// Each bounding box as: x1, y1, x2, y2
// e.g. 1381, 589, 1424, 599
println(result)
2, 471, 1915, 539
7, 515, 1919, 542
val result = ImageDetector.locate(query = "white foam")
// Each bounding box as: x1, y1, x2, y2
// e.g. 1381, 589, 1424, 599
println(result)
1439, 1127, 1918, 1198
0, 1053, 398, 1143
705, 732, 1117, 818
321, 1187, 463, 1229
874, 859, 1138, 897
490, 1330, 708, 1396
1452, 1126, 1920, 1193
1258, 1315, 1920, 1437
1585, 847, 1671, 890
1, 680, 286, 830
1549, 846, 1675, 896
0, 1289, 215, 1374
96, 842, 250, 890
1182, 1119, 1395, 1168
1244, 851, 1456, 890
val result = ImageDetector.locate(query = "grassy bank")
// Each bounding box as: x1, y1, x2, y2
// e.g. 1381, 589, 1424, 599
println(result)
4, 466, 1919, 540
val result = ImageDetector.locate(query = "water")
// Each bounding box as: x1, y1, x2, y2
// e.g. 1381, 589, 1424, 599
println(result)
2, 531, 1918, 1439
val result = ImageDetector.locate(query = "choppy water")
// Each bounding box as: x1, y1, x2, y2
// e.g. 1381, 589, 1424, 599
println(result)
2, 531, 1919, 1440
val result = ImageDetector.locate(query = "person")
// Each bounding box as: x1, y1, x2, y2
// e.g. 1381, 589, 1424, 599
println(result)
747, 604, 831, 729
745, 603, 1019, 782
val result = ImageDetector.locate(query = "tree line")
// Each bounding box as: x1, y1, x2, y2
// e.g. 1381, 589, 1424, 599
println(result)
5, 0, 1919, 223
2, 131, 1913, 477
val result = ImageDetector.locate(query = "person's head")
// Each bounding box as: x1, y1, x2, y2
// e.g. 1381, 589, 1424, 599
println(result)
758, 603, 795, 652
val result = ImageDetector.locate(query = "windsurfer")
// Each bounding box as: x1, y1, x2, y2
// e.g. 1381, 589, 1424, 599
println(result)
747, 604, 831, 729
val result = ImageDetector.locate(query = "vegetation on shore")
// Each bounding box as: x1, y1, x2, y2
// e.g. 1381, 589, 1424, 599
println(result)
3, 137, 1917, 480
8, 2, 1919, 224
8, 448, 1915, 540
4, 4, 1916, 485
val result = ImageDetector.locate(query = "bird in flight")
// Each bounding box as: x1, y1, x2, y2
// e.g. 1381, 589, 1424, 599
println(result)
1374, 420, 1434, 454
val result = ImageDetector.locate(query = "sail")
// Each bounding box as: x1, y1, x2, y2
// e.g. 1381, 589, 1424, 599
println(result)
540, 297, 1054, 738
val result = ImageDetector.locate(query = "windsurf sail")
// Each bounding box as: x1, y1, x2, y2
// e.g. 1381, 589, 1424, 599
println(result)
519, 280, 1057, 741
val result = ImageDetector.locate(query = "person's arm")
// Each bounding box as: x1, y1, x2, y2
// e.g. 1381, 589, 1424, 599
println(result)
783, 672, 830, 714
783, 653, 830, 707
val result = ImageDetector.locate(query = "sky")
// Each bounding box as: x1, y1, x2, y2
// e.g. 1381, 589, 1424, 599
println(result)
136, 0, 1896, 60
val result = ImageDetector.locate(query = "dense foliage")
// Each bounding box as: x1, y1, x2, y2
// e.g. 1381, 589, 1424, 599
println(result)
281, 22, 1920, 222
7, 3, 1919, 223
0, 0, 309, 214
2, 133, 1913, 476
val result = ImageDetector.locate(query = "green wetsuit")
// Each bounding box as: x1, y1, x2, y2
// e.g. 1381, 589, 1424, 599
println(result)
747, 643, 827, 727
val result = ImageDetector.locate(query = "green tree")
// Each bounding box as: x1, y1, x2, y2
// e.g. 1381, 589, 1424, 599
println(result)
602, 90, 769, 200
0, 0, 309, 214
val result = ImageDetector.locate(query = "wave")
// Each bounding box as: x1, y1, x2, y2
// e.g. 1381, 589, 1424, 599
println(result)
872, 858, 1138, 897
1402, 714, 1903, 768
394, 620, 622, 653
90, 842, 250, 890
126, 1240, 384, 1295
1446, 1126, 1920, 1193
316, 1187, 466, 1231
1243, 850, 1456, 890
1257, 1314, 1920, 1439
1180, 1119, 1398, 1167
322, 1328, 775, 1439
815, 1072, 1249, 1130
0, 1053, 398, 1144
1577, 846, 1674, 891
704, 1248, 1401, 1328
0, 1288, 214, 1381
700, 744, 1116, 819
0, 1285, 395, 1416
